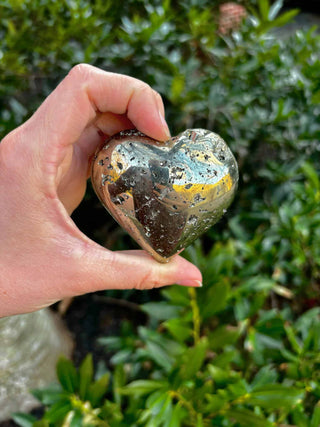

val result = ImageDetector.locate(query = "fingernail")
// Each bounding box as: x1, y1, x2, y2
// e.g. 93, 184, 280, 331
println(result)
177, 279, 203, 288
158, 110, 171, 140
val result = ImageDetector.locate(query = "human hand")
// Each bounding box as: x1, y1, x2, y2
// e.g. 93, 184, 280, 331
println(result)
0, 64, 202, 317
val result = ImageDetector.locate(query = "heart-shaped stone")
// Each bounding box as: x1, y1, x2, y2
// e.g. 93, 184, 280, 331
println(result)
91, 129, 238, 263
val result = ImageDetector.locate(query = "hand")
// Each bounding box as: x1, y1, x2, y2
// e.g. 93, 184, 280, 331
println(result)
0, 64, 202, 317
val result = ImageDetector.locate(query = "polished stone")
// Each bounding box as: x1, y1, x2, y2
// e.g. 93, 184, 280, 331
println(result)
92, 129, 238, 263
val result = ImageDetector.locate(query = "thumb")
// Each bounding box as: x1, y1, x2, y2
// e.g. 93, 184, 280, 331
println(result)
48, 202, 202, 296
69, 245, 203, 296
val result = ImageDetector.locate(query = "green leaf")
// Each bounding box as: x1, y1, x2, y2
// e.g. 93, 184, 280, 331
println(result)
311, 402, 320, 427
147, 392, 171, 419
195, 413, 204, 427
312, 90, 320, 104
170, 74, 185, 102
179, 337, 208, 380
113, 364, 126, 405
139, 326, 184, 356
110, 348, 132, 365
225, 408, 271, 427
234, 276, 276, 295
141, 302, 182, 321
200, 281, 230, 318
268, 0, 283, 20
247, 384, 304, 409
227, 379, 249, 399
43, 402, 72, 423
209, 325, 240, 350
162, 286, 190, 306
31, 385, 67, 405
163, 318, 192, 342
145, 390, 167, 412
100, 399, 123, 422
33, 421, 49, 427
250, 366, 278, 390
205, 394, 226, 413
98, 336, 122, 348
284, 322, 302, 355
280, 348, 300, 363
79, 354, 94, 401
166, 404, 187, 427
207, 365, 238, 385
291, 404, 309, 427
56, 356, 79, 393
258, 0, 270, 22
11, 413, 36, 427
145, 340, 175, 371
121, 380, 167, 397
272, 9, 299, 27
69, 410, 83, 427
87, 372, 110, 407
301, 162, 320, 191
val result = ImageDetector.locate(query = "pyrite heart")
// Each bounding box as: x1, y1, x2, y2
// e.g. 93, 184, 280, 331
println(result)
91, 129, 238, 263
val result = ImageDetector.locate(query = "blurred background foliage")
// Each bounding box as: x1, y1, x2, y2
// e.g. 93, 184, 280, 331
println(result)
2, 0, 320, 425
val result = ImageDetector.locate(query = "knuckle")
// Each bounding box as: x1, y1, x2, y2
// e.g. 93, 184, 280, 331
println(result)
140, 83, 153, 95
55, 239, 97, 295
68, 63, 93, 80
131, 80, 153, 96
134, 268, 161, 291
152, 89, 163, 102
103, 249, 118, 276
129, 83, 157, 110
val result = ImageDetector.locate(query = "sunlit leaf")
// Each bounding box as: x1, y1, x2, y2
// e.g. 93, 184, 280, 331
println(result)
43, 402, 72, 423
79, 354, 94, 401
258, 0, 270, 22
247, 384, 305, 409
268, 0, 283, 20
87, 372, 110, 407
56, 357, 79, 393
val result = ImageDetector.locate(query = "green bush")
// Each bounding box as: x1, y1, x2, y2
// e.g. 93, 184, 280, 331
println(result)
3, 0, 320, 425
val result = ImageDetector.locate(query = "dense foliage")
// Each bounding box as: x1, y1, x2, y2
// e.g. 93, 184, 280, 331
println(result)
2, 0, 320, 425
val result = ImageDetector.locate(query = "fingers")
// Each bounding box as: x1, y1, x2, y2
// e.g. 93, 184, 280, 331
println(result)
95, 113, 134, 139
23, 64, 170, 160
57, 112, 135, 213
1, 64, 171, 210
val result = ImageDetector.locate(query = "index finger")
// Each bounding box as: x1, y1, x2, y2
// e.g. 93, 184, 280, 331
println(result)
19, 64, 170, 162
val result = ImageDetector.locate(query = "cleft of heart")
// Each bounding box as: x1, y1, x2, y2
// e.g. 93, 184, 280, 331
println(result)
91, 128, 239, 263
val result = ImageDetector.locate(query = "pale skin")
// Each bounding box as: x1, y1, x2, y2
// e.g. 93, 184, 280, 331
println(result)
0, 64, 202, 318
